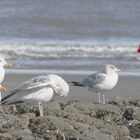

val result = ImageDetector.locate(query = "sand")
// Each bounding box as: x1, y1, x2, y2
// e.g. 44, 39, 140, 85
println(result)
3, 73, 140, 102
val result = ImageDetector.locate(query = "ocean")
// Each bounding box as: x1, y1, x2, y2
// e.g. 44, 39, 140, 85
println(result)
0, 0, 140, 76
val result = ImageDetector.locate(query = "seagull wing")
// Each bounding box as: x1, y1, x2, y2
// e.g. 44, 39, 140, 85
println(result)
1, 75, 52, 103
81, 72, 107, 88
18, 75, 52, 90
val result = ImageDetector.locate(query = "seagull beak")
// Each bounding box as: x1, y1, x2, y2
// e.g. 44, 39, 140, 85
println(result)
47, 84, 54, 88
4, 63, 13, 68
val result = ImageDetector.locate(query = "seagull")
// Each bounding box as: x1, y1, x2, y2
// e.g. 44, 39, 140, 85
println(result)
71, 64, 120, 104
1, 74, 69, 116
0, 58, 12, 101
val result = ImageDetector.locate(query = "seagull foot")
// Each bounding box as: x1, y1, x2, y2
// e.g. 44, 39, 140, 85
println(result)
98, 101, 105, 104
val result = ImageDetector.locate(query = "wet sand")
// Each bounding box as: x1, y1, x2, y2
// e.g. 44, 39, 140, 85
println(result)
3, 73, 140, 102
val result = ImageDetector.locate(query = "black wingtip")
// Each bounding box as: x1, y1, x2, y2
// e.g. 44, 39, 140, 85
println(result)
69, 81, 84, 87
2, 100, 24, 105
1, 101, 8, 105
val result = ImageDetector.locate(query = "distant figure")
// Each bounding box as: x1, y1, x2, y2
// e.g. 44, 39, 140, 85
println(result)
1, 74, 69, 116
70, 64, 120, 104
136, 44, 140, 53
0, 58, 12, 101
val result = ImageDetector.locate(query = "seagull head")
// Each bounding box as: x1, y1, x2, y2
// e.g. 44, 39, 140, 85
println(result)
47, 74, 69, 97
105, 64, 120, 74
0, 58, 13, 68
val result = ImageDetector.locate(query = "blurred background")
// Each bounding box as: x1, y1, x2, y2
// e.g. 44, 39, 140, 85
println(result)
0, 0, 140, 76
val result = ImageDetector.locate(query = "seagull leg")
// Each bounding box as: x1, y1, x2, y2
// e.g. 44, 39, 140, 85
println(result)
102, 94, 106, 104
97, 93, 101, 103
0, 92, 5, 114
38, 102, 44, 116
0, 92, 1, 102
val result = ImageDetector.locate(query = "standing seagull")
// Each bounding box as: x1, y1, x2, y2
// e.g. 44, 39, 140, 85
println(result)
0, 58, 12, 101
1, 74, 69, 116
71, 64, 120, 104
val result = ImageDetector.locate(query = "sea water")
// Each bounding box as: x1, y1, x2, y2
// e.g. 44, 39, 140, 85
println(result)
0, 0, 140, 76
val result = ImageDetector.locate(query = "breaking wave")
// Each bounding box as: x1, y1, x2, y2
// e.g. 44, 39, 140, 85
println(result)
0, 40, 138, 60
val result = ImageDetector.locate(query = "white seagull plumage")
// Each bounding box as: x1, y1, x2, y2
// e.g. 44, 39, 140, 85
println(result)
0, 58, 12, 101
2, 74, 69, 116
71, 64, 120, 104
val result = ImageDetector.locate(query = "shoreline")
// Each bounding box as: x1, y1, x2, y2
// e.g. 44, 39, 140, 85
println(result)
5, 69, 140, 77
3, 73, 140, 102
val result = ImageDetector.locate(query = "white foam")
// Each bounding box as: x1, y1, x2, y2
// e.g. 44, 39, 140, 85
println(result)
0, 41, 138, 60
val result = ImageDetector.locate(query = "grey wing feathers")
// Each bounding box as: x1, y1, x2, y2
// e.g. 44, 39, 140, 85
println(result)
17, 75, 51, 90
1, 89, 21, 103
1, 75, 51, 103
81, 72, 107, 87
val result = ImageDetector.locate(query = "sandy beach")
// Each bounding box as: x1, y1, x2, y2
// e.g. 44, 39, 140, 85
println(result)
3, 73, 140, 102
